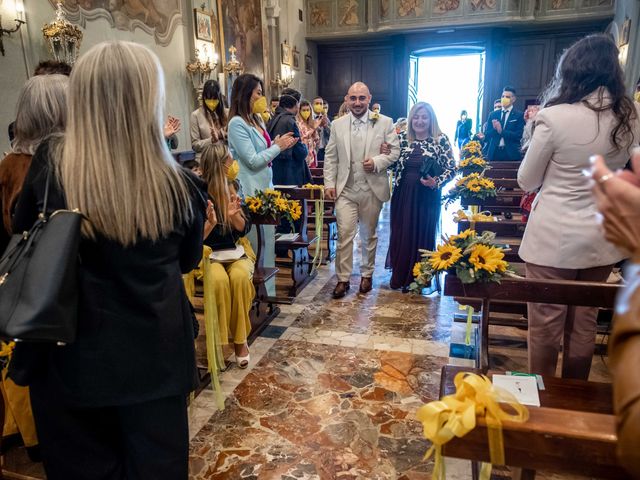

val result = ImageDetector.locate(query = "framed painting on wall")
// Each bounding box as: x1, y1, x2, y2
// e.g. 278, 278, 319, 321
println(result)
281, 42, 292, 65
304, 54, 312, 74
292, 47, 300, 70
621, 17, 631, 46
217, 0, 266, 79
194, 9, 214, 42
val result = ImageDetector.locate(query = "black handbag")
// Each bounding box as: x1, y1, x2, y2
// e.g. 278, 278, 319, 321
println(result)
419, 154, 444, 179
0, 170, 82, 344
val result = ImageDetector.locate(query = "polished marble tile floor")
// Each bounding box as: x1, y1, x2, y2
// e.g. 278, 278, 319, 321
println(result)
3, 209, 612, 479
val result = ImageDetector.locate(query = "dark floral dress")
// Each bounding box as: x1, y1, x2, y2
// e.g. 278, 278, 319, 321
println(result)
386, 131, 455, 289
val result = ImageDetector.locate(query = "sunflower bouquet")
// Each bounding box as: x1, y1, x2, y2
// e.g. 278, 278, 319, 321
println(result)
443, 172, 497, 206
410, 229, 513, 292
459, 141, 489, 174
245, 188, 302, 231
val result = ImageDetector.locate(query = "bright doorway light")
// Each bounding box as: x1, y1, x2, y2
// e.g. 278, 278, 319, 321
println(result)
417, 54, 483, 148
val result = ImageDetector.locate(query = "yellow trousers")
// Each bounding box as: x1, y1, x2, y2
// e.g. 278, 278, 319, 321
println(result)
1, 366, 38, 447
209, 253, 255, 346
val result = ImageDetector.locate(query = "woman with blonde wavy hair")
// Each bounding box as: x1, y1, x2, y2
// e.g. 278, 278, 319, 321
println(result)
200, 143, 255, 368
11, 41, 207, 479
386, 101, 455, 292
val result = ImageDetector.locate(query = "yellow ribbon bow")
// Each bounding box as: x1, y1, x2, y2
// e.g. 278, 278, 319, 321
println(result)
452, 209, 495, 223
416, 371, 529, 480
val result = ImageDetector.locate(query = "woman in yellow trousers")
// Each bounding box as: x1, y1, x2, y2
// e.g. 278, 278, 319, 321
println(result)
200, 143, 255, 368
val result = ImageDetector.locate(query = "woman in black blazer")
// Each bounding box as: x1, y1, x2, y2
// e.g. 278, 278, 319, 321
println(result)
11, 41, 206, 480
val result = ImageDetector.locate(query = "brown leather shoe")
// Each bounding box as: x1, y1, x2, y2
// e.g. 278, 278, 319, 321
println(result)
332, 281, 350, 299
359, 277, 373, 294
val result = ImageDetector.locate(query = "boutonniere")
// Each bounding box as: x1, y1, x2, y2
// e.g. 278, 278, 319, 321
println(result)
370, 111, 380, 124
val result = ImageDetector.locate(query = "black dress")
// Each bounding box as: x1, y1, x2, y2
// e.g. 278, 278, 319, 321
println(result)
386, 133, 455, 290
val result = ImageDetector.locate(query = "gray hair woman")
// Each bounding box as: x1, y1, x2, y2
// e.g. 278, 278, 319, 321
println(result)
0, 74, 68, 245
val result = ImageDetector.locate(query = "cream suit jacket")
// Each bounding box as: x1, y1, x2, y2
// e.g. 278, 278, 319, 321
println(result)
323, 111, 400, 202
518, 89, 639, 268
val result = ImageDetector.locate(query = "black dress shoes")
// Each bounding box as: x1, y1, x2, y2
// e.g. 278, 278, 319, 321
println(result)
332, 281, 350, 299
359, 277, 373, 294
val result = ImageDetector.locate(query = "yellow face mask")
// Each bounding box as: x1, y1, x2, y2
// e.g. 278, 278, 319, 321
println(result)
226, 160, 240, 181
323, 106, 329, 115
634, 91, 640, 103
501, 97, 512, 108
300, 110, 311, 120
204, 99, 219, 111
313, 103, 324, 114
260, 111, 271, 123
252, 96, 268, 114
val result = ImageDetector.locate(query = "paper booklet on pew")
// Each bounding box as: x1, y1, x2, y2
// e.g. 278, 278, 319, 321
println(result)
492, 374, 540, 407
276, 233, 299, 242
209, 245, 245, 263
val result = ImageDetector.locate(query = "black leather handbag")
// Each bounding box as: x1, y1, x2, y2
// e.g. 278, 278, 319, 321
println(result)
0, 170, 82, 344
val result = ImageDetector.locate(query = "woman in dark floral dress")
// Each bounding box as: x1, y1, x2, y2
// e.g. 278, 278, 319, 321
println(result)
386, 102, 455, 291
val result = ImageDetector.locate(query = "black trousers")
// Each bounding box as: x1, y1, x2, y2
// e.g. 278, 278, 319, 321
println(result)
317, 147, 325, 162
30, 387, 189, 480
492, 147, 511, 161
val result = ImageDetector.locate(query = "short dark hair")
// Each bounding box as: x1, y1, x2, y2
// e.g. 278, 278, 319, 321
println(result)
460, 109, 468, 116
493, 98, 501, 104
270, 96, 280, 102
313, 96, 323, 103
182, 160, 199, 170
281, 87, 301, 102
279, 93, 299, 109
34, 60, 72, 76
503, 86, 516, 95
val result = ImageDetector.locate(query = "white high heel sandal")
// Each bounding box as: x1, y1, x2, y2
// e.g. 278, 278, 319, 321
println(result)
235, 353, 250, 369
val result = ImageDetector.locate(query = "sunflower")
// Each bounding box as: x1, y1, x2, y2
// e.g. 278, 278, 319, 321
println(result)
246, 197, 263, 213
471, 157, 486, 166
264, 188, 282, 198
468, 244, 508, 273
466, 179, 482, 192
275, 197, 289, 211
479, 178, 495, 189
429, 244, 463, 271
412, 262, 423, 278
288, 201, 302, 221
449, 228, 475, 243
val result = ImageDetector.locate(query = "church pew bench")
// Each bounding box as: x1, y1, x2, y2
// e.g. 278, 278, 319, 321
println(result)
439, 365, 629, 480
443, 274, 621, 370
462, 191, 522, 214
273, 187, 320, 298
457, 218, 526, 238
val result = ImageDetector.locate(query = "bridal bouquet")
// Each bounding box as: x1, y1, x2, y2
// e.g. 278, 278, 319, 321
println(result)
443, 172, 497, 206
411, 229, 513, 291
245, 188, 302, 230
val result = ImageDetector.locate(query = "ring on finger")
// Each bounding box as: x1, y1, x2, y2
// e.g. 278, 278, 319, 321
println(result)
598, 173, 614, 184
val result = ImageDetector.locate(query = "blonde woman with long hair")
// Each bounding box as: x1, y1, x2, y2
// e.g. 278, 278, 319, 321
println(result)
11, 41, 207, 479
386, 101, 455, 291
200, 143, 255, 367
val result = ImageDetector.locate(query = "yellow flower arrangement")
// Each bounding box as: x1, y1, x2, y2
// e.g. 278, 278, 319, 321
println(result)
459, 141, 489, 174
468, 244, 508, 273
428, 244, 463, 271
411, 229, 513, 291
461, 140, 482, 156
444, 172, 497, 206
244, 189, 302, 232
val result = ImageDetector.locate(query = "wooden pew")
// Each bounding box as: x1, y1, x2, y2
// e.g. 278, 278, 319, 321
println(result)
462, 191, 522, 214
439, 365, 629, 480
443, 274, 621, 370
273, 187, 320, 297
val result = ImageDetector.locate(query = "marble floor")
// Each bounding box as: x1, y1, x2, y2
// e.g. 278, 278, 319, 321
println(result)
2, 207, 612, 480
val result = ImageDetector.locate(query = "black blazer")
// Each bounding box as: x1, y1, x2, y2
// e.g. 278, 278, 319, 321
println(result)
268, 107, 310, 186
10, 139, 206, 407
484, 108, 525, 161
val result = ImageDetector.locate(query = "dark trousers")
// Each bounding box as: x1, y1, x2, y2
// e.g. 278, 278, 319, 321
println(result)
30, 387, 189, 480
492, 146, 511, 161
317, 147, 325, 162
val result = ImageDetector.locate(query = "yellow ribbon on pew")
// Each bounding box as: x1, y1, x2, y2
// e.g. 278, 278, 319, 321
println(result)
183, 246, 226, 410
416, 371, 529, 480
303, 184, 325, 273
452, 209, 495, 224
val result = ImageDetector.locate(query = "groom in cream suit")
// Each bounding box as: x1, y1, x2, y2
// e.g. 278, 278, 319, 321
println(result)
324, 82, 400, 299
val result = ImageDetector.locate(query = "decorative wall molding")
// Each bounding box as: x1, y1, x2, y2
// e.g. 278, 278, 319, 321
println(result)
49, 0, 184, 47
307, 0, 613, 37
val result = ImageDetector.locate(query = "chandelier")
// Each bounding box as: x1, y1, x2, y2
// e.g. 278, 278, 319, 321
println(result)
223, 45, 243, 76
271, 65, 294, 90
42, 3, 83, 65
186, 46, 218, 92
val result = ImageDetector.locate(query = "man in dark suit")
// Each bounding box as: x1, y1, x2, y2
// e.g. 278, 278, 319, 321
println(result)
485, 86, 525, 161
